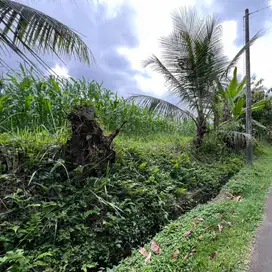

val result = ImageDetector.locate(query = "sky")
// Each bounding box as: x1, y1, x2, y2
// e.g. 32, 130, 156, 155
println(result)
2, 0, 272, 98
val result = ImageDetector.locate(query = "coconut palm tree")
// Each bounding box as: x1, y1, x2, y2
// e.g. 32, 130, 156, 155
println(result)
129, 7, 260, 146
0, 0, 93, 73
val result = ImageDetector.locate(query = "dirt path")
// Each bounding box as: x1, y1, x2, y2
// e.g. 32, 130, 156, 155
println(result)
249, 188, 272, 272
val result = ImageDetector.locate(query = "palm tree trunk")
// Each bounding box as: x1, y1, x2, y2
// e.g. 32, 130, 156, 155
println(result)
213, 106, 220, 131
212, 95, 220, 131
195, 115, 207, 147
223, 103, 230, 122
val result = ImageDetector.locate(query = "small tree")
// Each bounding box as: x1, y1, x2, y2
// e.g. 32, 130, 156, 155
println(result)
129, 7, 260, 146
216, 68, 266, 149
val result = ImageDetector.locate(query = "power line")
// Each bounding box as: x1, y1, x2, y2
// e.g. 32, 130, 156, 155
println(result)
248, 4, 272, 16
242, 4, 272, 76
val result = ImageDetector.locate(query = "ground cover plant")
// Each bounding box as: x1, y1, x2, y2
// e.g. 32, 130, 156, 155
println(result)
0, 68, 246, 271
116, 145, 272, 272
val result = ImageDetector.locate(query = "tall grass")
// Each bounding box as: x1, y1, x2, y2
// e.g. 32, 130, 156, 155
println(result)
0, 66, 195, 137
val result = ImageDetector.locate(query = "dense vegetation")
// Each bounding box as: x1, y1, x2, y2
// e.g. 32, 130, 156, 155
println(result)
0, 70, 245, 272
116, 145, 272, 272
0, 3, 272, 272
0, 66, 185, 136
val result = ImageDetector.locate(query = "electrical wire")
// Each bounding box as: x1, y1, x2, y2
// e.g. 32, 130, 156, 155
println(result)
248, 4, 272, 16
241, 4, 272, 77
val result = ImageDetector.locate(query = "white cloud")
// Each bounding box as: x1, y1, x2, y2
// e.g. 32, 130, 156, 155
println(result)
98, 0, 272, 95
123, 0, 272, 93
114, 0, 249, 98
220, 14, 272, 89
249, 17, 272, 88
51, 64, 70, 78
117, 0, 196, 97
96, 0, 126, 18
221, 20, 245, 77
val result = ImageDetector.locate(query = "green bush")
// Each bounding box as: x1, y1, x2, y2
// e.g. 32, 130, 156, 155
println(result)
115, 149, 272, 272
0, 134, 244, 271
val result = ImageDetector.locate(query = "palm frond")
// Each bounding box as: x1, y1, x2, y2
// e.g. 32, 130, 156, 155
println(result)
252, 119, 267, 131
0, 0, 93, 71
222, 129, 251, 144
143, 54, 197, 110
127, 94, 195, 122
150, 7, 230, 106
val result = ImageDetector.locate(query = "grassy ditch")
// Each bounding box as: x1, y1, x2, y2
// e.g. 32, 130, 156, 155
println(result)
116, 146, 272, 272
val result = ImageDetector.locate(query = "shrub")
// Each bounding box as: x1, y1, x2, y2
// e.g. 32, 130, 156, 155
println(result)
0, 134, 244, 271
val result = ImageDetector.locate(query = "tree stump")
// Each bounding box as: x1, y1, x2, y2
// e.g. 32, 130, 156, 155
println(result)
65, 105, 123, 176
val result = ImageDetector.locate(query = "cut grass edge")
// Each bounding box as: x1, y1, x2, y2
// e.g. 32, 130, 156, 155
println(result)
115, 146, 272, 272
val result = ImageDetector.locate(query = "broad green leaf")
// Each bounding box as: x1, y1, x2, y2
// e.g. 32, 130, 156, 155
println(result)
228, 67, 238, 97
36, 252, 53, 260
241, 100, 265, 115
82, 263, 97, 272
232, 97, 244, 120
252, 119, 267, 130
236, 76, 246, 94
251, 100, 266, 112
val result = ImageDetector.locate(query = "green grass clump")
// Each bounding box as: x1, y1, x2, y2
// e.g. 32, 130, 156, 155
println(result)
116, 148, 272, 272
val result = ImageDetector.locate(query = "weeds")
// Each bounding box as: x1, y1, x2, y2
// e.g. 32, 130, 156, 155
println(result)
0, 68, 246, 271
115, 148, 272, 272
0, 131, 243, 271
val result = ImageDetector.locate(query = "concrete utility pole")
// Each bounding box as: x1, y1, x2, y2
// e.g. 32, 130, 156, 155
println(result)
245, 8, 253, 165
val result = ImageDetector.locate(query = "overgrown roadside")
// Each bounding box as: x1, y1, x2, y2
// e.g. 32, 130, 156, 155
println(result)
0, 131, 244, 272
116, 146, 272, 272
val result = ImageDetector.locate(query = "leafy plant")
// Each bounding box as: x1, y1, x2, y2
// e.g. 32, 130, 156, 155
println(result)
128, 7, 261, 146
217, 67, 265, 122
215, 67, 266, 150
115, 148, 272, 272
0, 129, 244, 271
0, 67, 193, 137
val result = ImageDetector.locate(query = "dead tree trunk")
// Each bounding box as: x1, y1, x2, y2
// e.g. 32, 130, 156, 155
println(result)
64, 105, 124, 176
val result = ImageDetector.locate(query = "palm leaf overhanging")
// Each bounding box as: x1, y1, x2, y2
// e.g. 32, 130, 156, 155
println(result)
129, 6, 261, 146
0, 0, 93, 72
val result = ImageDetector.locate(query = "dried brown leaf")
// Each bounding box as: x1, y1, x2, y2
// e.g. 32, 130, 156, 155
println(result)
145, 252, 152, 264
151, 240, 161, 254
172, 249, 180, 259
139, 247, 149, 257
233, 195, 242, 201
184, 229, 193, 238
199, 234, 204, 239
184, 253, 189, 260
